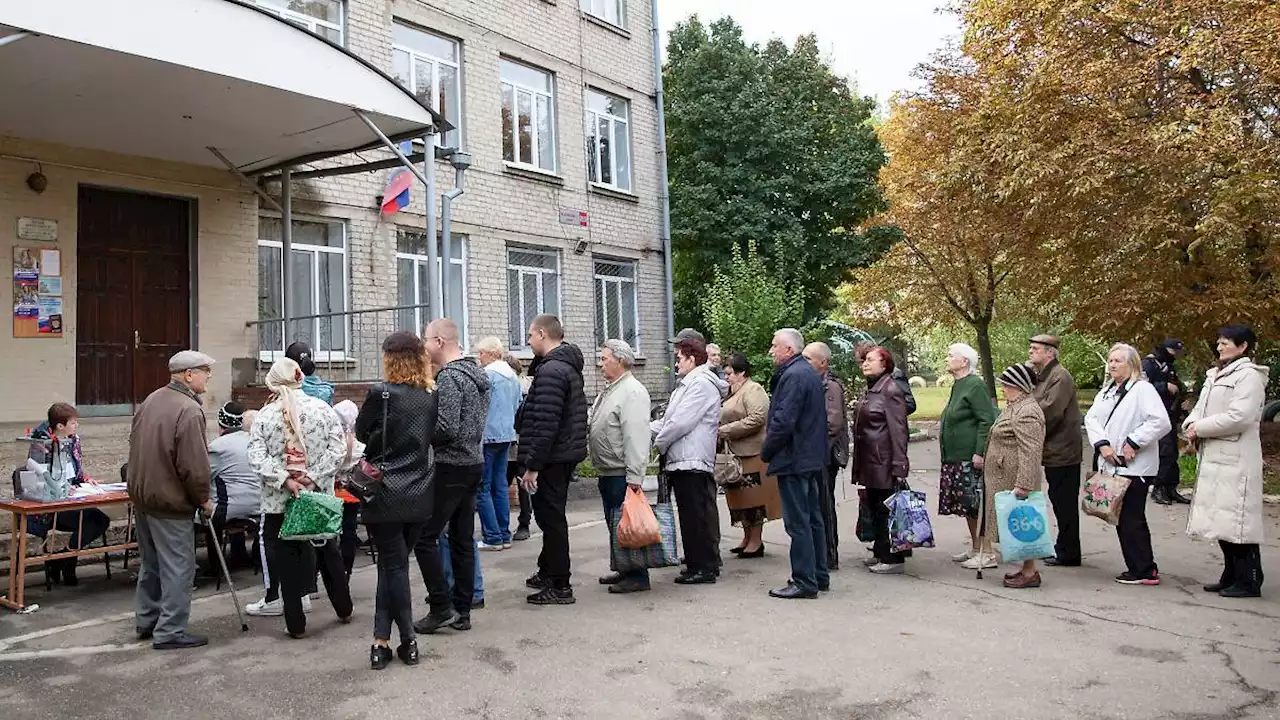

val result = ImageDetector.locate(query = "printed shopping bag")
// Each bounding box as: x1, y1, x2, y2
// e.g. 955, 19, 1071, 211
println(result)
1082, 471, 1131, 526
994, 491, 1056, 562
885, 488, 935, 553
855, 487, 876, 543
611, 476, 680, 572
617, 486, 660, 548
279, 490, 344, 541
955, 461, 983, 517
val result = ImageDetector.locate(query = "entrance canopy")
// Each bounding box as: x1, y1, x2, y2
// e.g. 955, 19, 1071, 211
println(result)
0, 0, 446, 175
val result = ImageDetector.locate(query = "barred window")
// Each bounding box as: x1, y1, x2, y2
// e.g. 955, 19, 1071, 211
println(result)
507, 247, 561, 348
594, 259, 638, 350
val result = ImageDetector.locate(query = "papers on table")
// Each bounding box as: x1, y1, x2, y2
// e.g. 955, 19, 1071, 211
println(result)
70, 482, 127, 497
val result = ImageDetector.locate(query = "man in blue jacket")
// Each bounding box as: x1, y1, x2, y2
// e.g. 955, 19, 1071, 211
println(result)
761, 328, 830, 599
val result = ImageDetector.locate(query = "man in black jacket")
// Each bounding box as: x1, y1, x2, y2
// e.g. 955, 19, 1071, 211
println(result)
1143, 338, 1188, 505
518, 314, 588, 605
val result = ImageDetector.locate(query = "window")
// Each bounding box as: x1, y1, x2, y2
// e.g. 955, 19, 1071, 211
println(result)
594, 259, 638, 349
585, 89, 632, 191
507, 247, 561, 349
500, 59, 557, 172
391, 23, 462, 148
257, 216, 348, 359
251, 0, 344, 44
580, 0, 625, 27
396, 231, 468, 345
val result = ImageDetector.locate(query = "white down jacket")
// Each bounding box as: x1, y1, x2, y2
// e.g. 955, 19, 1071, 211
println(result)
1183, 358, 1269, 544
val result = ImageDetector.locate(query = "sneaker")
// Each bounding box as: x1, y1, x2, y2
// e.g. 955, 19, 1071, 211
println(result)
1115, 571, 1160, 586
527, 586, 576, 605
526, 572, 551, 589
502, 542, 513, 549
862, 556, 880, 568
246, 597, 283, 616
512, 527, 531, 542
869, 563, 905, 575
961, 553, 999, 570
477, 541, 504, 552
951, 549, 977, 563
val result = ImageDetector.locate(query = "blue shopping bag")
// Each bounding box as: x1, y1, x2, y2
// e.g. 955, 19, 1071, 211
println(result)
994, 491, 1055, 562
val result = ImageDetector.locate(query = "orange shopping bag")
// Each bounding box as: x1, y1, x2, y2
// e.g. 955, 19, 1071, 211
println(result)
617, 486, 660, 549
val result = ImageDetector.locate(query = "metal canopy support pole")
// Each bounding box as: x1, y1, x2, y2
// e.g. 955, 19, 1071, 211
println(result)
208, 147, 283, 213
281, 166, 293, 347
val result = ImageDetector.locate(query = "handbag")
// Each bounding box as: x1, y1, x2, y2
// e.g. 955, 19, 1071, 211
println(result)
855, 487, 876, 543
348, 388, 390, 504
1082, 470, 1131, 525
279, 489, 344, 542
610, 474, 680, 572
713, 442, 743, 488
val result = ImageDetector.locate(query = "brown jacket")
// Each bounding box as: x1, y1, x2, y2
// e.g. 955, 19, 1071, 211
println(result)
982, 393, 1045, 535
822, 373, 851, 467
127, 382, 211, 518
719, 379, 769, 457
1031, 360, 1083, 467
851, 374, 910, 490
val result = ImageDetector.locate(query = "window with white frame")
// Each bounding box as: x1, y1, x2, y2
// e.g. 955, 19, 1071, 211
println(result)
251, 0, 344, 44
585, 89, 632, 191
396, 231, 468, 345
391, 22, 462, 148
580, 0, 625, 28
257, 216, 348, 359
594, 259, 638, 349
507, 247, 561, 349
500, 59, 557, 172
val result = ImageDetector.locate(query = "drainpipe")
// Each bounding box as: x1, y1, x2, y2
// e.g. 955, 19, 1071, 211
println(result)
651, 0, 676, 390
423, 134, 440, 322
440, 152, 471, 319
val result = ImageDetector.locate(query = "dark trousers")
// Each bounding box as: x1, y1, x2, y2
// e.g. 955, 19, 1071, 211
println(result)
1154, 431, 1180, 491
598, 475, 650, 583
1218, 540, 1265, 592
369, 522, 423, 644
54, 508, 110, 550
262, 513, 354, 635
1045, 464, 1082, 564
414, 462, 482, 616
532, 461, 575, 586
866, 487, 909, 564
339, 502, 359, 575
509, 458, 533, 531
669, 469, 720, 574
778, 471, 830, 593
819, 462, 841, 564
1117, 478, 1157, 579
202, 506, 253, 573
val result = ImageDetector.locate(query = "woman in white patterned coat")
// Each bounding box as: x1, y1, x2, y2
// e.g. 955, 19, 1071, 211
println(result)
247, 357, 350, 638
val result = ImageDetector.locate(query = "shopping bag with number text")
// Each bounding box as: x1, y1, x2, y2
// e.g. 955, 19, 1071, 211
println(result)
994, 490, 1055, 563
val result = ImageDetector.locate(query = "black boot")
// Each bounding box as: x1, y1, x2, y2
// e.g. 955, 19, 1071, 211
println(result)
1152, 487, 1172, 505
1205, 541, 1236, 593
1220, 545, 1263, 598
59, 558, 79, 587
46, 560, 62, 585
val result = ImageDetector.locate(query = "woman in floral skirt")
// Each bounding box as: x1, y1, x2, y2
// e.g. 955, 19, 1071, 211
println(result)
936, 343, 997, 569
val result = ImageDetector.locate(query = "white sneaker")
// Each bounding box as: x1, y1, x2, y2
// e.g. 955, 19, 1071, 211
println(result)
952, 549, 977, 563
246, 597, 282, 616
478, 541, 504, 552
961, 553, 999, 570
862, 556, 880, 567
869, 563, 905, 574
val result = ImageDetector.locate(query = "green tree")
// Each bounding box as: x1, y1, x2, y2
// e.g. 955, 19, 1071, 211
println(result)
665, 17, 893, 329
702, 240, 802, 387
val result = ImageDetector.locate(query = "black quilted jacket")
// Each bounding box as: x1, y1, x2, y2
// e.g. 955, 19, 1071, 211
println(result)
517, 343, 588, 471
354, 383, 437, 523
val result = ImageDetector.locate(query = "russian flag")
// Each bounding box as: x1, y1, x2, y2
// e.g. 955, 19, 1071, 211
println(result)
381, 170, 412, 215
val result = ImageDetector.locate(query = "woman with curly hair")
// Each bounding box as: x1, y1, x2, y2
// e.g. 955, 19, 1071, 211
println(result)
355, 331, 439, 669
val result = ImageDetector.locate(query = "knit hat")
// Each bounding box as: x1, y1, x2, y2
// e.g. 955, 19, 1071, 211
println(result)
217, 401, 246, 430
998, 364, 1036, 394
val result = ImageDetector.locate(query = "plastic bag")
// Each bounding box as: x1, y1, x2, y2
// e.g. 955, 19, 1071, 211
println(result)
994, 490, 1055, 562
611, 476, 680, 572
279, 489, 343, 541
886, 489, 935, 553
855, 487, 876, 543
617, 487, 660, 549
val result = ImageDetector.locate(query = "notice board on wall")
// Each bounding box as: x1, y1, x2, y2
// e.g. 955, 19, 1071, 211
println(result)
13, 246, 63, 338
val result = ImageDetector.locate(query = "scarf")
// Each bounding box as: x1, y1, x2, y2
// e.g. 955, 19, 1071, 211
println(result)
266, 358, 310, 484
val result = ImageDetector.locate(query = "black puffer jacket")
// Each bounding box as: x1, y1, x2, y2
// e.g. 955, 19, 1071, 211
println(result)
517, 343, 588, 471
355, 383, 437, 523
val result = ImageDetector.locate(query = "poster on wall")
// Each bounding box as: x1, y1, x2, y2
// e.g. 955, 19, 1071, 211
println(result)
13, 245, 62, 338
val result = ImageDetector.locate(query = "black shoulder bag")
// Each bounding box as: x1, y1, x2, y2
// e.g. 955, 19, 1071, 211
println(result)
348, 388, 390, 503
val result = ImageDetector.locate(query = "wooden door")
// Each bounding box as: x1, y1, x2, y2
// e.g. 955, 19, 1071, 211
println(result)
76, 187, 191, 411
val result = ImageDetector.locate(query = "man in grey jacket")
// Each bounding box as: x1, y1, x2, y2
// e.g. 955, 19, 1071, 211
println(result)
589, 340, 653, 594
415, 318, 491, 633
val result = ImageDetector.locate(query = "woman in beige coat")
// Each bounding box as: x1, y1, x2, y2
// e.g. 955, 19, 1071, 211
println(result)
1184, 324, 1268, 598
718, 354, 783, 557
981, 364, 1046, 589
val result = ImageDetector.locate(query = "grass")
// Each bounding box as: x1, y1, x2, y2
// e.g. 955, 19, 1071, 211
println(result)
909, 386, 1099, 421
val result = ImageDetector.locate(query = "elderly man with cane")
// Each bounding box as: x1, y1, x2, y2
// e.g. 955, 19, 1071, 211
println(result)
127, 350, 216, 649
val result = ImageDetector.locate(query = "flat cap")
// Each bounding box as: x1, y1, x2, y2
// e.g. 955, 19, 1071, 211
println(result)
169, 350, 216, 373
671, 327, 706, 343
1029, 334, 1060, 349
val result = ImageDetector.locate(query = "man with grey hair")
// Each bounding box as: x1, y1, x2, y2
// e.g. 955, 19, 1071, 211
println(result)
762, 329, 831, 599
1028, 334, 1084, 567
589, 339, 653, 593
127, 350, 216, 649
802, 341, 849, 570
706, 343, 725, 380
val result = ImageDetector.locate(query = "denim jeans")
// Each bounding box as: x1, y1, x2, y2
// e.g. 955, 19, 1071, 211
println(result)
777, 471, 829, 594
476, 443, 513, 545
598, 475, 650, 584
369, 522, 422, 644
414, 463, 482, 616
440, 530, 484, 605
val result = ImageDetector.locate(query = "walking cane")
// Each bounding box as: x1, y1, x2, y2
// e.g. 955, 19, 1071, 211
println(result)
975, 479, 985, 581
200, 509, 250, 632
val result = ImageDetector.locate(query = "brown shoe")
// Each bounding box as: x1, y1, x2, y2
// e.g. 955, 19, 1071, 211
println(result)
1004, 570, 1021, 580
1003, 572, 1042, 589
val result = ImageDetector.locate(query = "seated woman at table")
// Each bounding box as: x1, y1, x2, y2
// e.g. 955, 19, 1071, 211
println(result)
204, 402, 262, 573
27, 402, 110, 586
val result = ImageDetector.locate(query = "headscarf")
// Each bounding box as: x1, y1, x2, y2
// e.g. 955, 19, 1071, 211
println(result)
266, 357, 309, 482
333, 400, 358, 433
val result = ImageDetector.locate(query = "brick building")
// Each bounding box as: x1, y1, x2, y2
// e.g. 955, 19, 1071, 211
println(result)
0, 0, 672, 424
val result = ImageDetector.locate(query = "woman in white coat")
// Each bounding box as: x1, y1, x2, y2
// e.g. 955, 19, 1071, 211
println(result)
1084, 344, 1172, 586
1184, 325, 1268, 598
